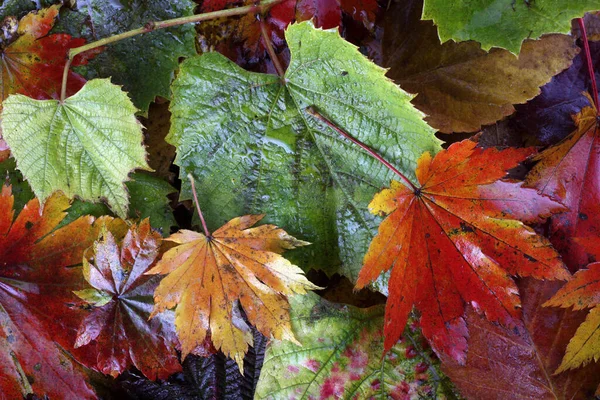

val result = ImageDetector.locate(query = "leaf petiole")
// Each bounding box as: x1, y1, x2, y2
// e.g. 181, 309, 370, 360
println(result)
577, 17, 599, 112
187, 173, 211, 238
305, 106, 418, 191
60, 0, 286, 101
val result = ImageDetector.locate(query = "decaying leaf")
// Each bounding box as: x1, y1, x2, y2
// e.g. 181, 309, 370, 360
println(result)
356, 139, 569, 362
73, 219, 180, 379
147, 214, 319, 371
255, 292, 454, 399
384, 0, 578, 133
0, 184, 123, 398
442, 278, 600, 399
525, 104, 600, 271
0, 5, 98, 103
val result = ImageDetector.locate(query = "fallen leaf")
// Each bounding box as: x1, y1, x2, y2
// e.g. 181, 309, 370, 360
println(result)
525, 104, 600, 271
169, 22, 441, 289
0, 184, 123, 398
383, 0, 578, 133
543, 237, 600, 373
1, 78, 150, 217
442, 279, 600, 399
53, 0, 196, 112
512, 41, 600, 145
356, 139, 569, 362
197, 0, 379, 72
73, 219, 181, 379
255, 292, 454, 399
0, 5, 98, 103
147, 214, 319, 371
422, 0, 600, 53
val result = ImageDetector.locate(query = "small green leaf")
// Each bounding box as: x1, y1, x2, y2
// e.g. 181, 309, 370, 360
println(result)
168, 22, 441, 288
422, 0, 599, 53
126, 172, 176, 236
73, 288, 113, 307
1, 78, 149, 217
255, 293, 453, 399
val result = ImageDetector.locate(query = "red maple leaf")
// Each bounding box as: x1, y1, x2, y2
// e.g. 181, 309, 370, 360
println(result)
525, 103, 600, 271
0, 185, 122, 398
356, 140, 569, 362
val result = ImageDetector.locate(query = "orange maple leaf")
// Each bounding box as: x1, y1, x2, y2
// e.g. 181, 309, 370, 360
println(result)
146, 214, 320, 371
355, 139, 570, 362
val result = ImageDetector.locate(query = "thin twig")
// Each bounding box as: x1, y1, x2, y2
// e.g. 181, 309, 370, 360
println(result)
578, 18, 599, 112
305, 106, 417, 191
60, 0, 285, 101
188, 173, 211, 238
260, 18, 285, 77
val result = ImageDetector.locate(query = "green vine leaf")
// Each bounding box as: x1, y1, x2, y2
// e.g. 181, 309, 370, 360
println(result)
168, 21, 441, 288
1, 78, 149, 218
255, 293, 453, 399
422, 0, 600, 53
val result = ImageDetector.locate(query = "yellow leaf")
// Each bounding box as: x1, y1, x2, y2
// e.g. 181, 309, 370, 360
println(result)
556, 306, 600, 374
146, 214, 320, 372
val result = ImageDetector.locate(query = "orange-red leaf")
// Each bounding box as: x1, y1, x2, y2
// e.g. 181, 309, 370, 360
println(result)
525, 104, 600, 271
147, 214, 320, 371
356, 139, 569, 362
1, 5, 99, 101
0, 185, 123, 398
73, 219, 181, 379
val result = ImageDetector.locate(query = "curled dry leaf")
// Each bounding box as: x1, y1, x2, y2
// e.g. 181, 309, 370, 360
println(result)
356, 139, 569, 362
73, 219, 181, 379
147, 214, 320, 372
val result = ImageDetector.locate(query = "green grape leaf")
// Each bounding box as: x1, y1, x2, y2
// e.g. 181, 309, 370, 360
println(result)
255, 293, 454, 399
53, 0, 196, 112
168, 22, 441, 288
422, 0, 600, 53
1, 78, 150, 218
126, 172, 176, 236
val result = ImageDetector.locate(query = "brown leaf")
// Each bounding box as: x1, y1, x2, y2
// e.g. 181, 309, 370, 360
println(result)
383, 0, 579, 133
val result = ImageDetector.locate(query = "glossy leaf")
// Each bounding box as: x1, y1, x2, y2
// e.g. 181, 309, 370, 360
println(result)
73, 219, 180, 379
169, 21, 441, 287
356, 139, 569, 362
383, 0, 578, 133
442, 279, 600, 399
0, 185, 123, 398
422, 0, 600, 53
1, 78, 150, 217
54, 0, 196, 112
147, 214, 319, 372
525, 105, 600, 271
127, 173, 176, 236
255, 293, 453, 399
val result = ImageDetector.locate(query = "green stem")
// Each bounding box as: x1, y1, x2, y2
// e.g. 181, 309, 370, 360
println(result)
60, 0, 285, 101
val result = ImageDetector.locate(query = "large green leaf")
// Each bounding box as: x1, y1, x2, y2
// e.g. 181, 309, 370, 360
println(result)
422, 0, 599, 53
1, 78, 149, 217
54, 0, 196, 112
255, 293, 454, 399
168, 22, 441, 287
